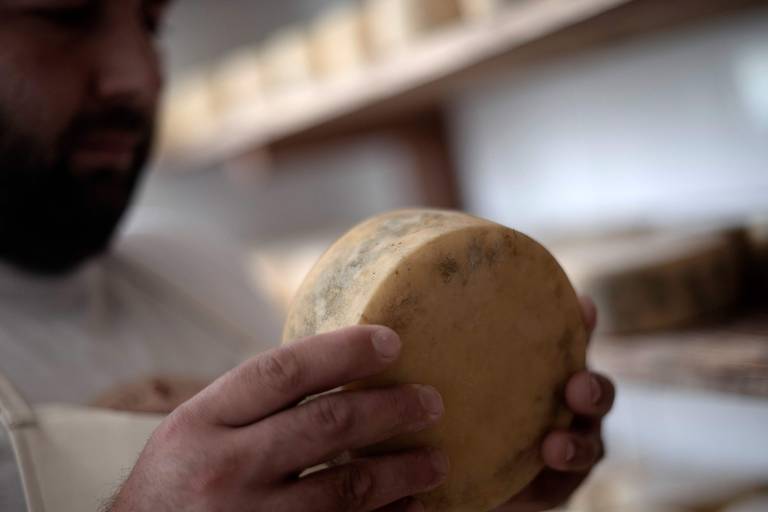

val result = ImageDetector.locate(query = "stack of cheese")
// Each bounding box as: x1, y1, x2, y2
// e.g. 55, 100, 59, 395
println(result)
554, 229, 747, 334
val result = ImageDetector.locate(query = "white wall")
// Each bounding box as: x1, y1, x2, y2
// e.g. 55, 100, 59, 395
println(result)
128, 137, 421, 243
450, 8, 768, 237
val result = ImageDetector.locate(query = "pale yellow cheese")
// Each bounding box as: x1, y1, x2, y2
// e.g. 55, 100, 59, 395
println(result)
458, 0, 503, 20
309, 5, 370, 79
259, 28, 314, 93
284, 209, 587, 512
209, 47, 265, 116
459, 0, 527, 20
160, 72, 217, 151
363, 0, 463, 57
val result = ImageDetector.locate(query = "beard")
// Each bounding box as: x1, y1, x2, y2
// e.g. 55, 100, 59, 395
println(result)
0, 104, 155, 276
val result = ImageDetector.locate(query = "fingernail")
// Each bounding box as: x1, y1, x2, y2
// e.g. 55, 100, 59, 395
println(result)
590, 375, 603, 405
416, 385, 444, 420
407, 498, 425, 512
372, 329, 401, 361
429, 449, 450, 480
565, 440, 577, 463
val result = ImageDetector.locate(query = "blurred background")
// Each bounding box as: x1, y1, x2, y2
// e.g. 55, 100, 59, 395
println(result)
127, 0, 768, 510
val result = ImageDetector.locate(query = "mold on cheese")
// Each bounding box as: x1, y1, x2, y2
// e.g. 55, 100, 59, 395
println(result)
283, 209, 587, 512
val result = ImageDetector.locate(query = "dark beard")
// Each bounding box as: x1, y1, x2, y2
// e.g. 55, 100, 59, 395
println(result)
0, 106, 154, 276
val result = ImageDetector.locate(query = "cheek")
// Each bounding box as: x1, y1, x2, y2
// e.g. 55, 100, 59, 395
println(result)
0, 29, 87, 148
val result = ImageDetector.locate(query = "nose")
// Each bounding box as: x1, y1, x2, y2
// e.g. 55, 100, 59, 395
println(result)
90, 21, 162, 110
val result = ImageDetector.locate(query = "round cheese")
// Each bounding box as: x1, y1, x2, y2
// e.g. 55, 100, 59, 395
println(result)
309, 5, 370, 79
283, 209, 587, 511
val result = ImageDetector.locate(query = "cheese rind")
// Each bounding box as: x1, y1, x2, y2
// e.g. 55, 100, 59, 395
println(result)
284, 209, 587, 512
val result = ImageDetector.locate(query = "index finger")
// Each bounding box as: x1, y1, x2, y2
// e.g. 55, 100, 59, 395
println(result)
187, 326, 402, 427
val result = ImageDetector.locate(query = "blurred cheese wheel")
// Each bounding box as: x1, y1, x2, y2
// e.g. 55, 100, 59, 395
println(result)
284, 209, 587, 512
363, 0, 462, 57
459, 0, 507, 19
555, 230, 746, 334
160, 72, 217, 152
259, 28, 314, 93
309, 5, 370, 78
209, 47, 265, 116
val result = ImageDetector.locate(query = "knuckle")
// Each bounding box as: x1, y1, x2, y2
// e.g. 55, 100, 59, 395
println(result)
153, 408, 194, 446
254, 348, 304, 394
309, 396, 355, 435
333, 464, 373, 510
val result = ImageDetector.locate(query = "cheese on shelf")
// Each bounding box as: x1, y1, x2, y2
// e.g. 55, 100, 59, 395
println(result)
209, 47, 265, 117
363, 0, 463, 57
160, 73, 217, 152
259, 28, 315, 93
555, 230, 746, 334
309, 5, 370, 79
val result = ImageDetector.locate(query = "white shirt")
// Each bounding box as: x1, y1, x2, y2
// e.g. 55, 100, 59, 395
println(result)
0, 227, 283, 510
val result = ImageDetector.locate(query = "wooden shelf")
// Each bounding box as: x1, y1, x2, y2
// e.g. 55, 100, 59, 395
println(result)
591, 309, 768, 399
161, 0, 767, 167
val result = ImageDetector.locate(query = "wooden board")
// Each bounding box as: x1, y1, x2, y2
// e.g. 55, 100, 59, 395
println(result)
591, 310, 768, 399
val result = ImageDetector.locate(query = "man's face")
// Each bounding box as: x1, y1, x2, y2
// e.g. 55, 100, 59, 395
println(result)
0, 0, 170, 275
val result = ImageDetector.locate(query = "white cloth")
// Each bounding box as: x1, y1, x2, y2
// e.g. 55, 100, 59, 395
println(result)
0, 228, 283, 510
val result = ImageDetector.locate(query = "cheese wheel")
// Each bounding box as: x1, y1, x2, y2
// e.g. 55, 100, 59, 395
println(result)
284, 209, 587, 512
309, 5, 370, 79
259, 28, 314, 93
458, 0, 503, 20
209, 47, 265, 116
363, 0, 463, 57
554, 230, 745, 334
160, 72, 216, 152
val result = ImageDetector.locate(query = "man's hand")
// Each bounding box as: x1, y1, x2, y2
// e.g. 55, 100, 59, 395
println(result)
494, 297, 615, 512
107, 326, 447, 512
